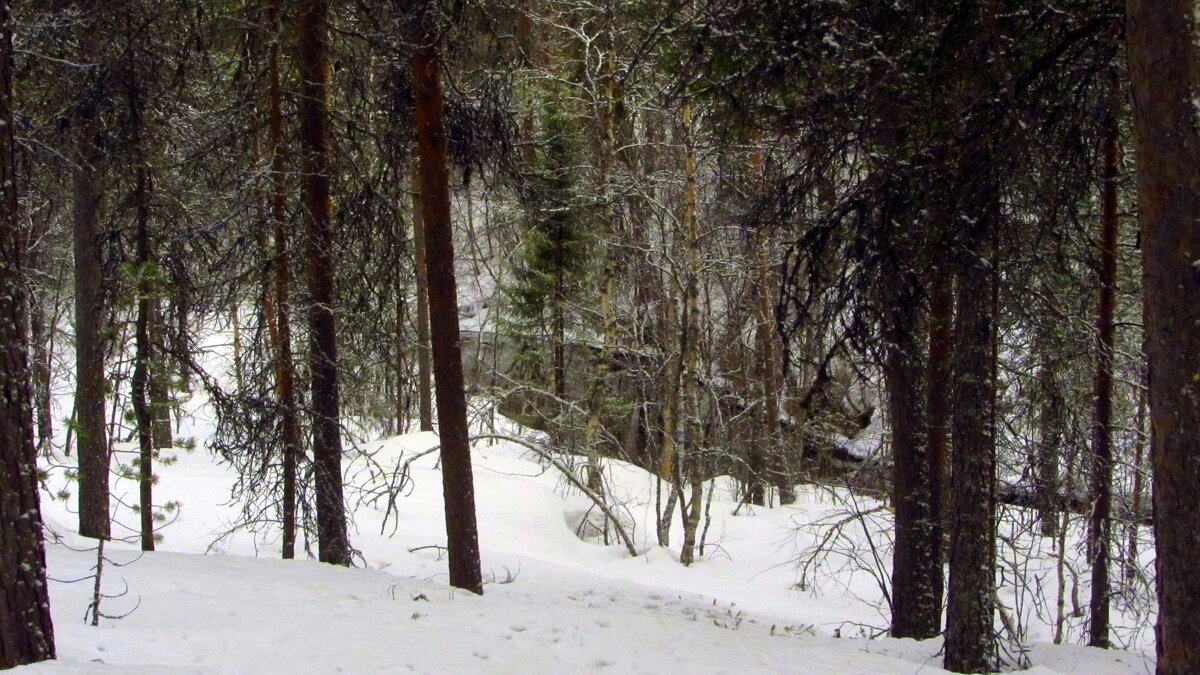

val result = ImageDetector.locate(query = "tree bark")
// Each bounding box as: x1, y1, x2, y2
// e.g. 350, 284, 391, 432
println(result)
267, 0, 299, 561
944, 211, 997, 674
411, 163, 433, 432
1087, 101, 1119, 649
1125, 0, 1200, 671
1036, 362, 1063, 537
0, 0, 57, 660
297, 0, 348, 565
72, 0, 109, 541
926, 265, 951, 548
677, 99, 704, 564
27, 281, 51, 454
412, 15, 483, 594
886, 278, 941, 640
127, 63, 155, 552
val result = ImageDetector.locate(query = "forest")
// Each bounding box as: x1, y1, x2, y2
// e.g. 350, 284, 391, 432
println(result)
0, 0, 1198, 674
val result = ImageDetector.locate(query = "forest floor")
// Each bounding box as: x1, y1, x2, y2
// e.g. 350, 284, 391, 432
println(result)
20, 359, 1153, 673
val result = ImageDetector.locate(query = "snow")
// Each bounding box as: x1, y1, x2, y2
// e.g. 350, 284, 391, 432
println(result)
21, 369, 1152, 673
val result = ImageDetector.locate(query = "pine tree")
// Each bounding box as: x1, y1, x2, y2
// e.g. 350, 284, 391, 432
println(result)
1126, 0, 1200, 671
0, 0, 56, 662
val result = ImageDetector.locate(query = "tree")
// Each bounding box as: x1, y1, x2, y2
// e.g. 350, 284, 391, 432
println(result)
71, 0, 110, 541
1125, 0, 1200, 671
1087, 90, 1119, 649
0, 0, 56, 663
297, 0, 349, 565
411, 1, 483, 595
265, 0, 301, 560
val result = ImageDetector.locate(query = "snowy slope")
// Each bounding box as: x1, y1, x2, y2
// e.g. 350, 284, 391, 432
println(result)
23, 382, 1152, 673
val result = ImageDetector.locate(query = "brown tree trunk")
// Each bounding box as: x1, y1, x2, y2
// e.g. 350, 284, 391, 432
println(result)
1124, 383, 1147, 582
886, 275, 941, 640
27, 278, 51, 454
127, 65, 155, 552
1125, 1, 1200, 671
412, 14, 483, 594
1088, 101, 1119, 649
1036, 361, 1064, 537
944, 209, 997, 674
926, 265, 951, 549
583, 43, 617, 493
411, 164, 433, 432
750, 141, 784, 507
267, 0, 299, 561
148, 303, 171, 451
297, 0, 348, 565
0, 0, 57, 659
72, 0, 109, 541
677, 100, 704, 565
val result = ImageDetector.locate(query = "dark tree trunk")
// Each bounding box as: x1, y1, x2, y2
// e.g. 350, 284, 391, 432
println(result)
72, 1, 109, 541
755, 227, 784, 507
411, 165, 433, 432
886, 278, 941, 640
128, 70, 155, 552
267, 0, 299, 561
27, 282, 51, 454
926, 267, 951, 548
148, 304, 171, 451
1087, 102, 1119, 649
412, 15, 483, 595
0, 0, 57, 660
297, 0, 348, 565
1125, 1, 1200, 671
1036, 362, 1063, 537
944, 211, 997, 674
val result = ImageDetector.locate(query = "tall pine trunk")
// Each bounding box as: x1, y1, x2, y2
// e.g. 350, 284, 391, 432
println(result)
1087, 100, 1119, 649
0, 0, 56, 659
297, 0, 348, 565
72, 0, 109, 541
926, 267, 951, 547
412, 12, 483, 594
1125, 1, 1200, 671
1036, 361, 1063, 537
411, 163, 433, 431
267, 0, 299, 561
127, 63, 155, 552
944, 209, 997, 674
886, 275, 941, 639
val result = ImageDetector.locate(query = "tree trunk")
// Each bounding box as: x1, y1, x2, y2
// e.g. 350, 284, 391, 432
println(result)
297, 0, 348, 565
148, 302, 171, 450
944, 211, 997, 674
886, 280, 941, 639
267, 0, 299, 561
1036, 362, 1063, 537
750, 140, 783, 507
128, 66, 155, 552
582, 42, 617, 494
72, 0, 109, 541
1087, 101, 1119, 649
1125, 383, 1147, 582
1125, 1, 1200, 671
411, 163, 433, 432
412, 15, 483, 594
0, 0, 57, 659
677, 100, 704, 564
27, 281, 51, 454
926, 265, 951, 550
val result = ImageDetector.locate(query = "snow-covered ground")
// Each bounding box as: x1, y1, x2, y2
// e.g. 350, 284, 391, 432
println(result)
22, 358, 1152, 673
